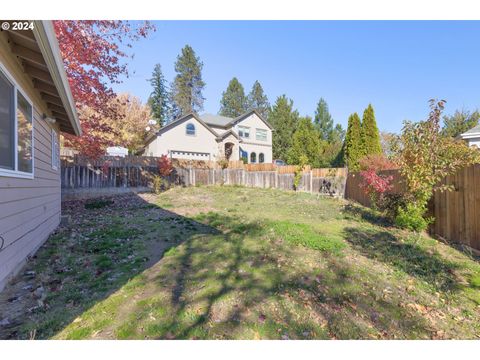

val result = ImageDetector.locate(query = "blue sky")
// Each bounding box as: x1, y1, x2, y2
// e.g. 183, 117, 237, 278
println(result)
113, 21, 480, 133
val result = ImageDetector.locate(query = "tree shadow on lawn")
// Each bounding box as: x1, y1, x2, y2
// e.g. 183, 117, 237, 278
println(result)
120, 213, 433, 339
0, 192, 221, 340
0, 193, 438, 339
343, 226, 462, 293
342, 203, 392, 227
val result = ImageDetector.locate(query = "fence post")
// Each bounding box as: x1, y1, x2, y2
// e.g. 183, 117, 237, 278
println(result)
275, 169, 278, 189
310, 170, 313, 194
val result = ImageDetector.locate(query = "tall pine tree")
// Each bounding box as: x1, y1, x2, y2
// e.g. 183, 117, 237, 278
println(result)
219, 77, 247, 117
314, 98, 334, 141
268, 95, 299, 161
344, 112, 363, 170
171, 45, 205, 116
361, 104, 382, 156
147, 64, 169, 127
247, 80, 270, 119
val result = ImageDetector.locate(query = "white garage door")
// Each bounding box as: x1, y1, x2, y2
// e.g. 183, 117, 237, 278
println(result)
169, 150, 211, 160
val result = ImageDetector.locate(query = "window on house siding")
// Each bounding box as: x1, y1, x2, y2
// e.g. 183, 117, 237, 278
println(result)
17, 92, 33, 173
250, 152, 256, 163
0, 66, 34, 178
186, 123, 196, 135
238, 126, 250, 138
256, 128, 267, 141
51, 128, 60, 170
0, 70, 14, 170
259, 153, 265, 163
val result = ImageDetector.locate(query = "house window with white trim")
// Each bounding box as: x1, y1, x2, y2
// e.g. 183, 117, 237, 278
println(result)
186, 123, 196, 136
51, 128, 59, 170
0, 66, 34, 178
256, 128, 267, 141
259, 153, 265, 163
238, 126, 250, 139
250, 152, 256, 163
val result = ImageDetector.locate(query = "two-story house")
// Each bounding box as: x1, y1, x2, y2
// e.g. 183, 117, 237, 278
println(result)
140, 110, 273, 163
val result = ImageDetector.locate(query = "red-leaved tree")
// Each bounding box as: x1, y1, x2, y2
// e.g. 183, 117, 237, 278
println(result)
53, 21, 155, 158
358, 154, 397, 209
158, 155, 173, 177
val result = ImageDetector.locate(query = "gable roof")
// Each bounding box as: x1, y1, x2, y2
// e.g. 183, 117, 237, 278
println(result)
460, 124, 480, 137
143, 112, 219, 148
200, 110, 273, 130
216, 128, 240, 141
201, 113, 233, 127
3, 21, 81, 135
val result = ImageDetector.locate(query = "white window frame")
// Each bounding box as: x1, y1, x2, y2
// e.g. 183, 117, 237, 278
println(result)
238, 125, 250, 139
0, 62, 35, 179
51, 128, 59, 171
186, 123, 196, 136
256, 128, 267, 141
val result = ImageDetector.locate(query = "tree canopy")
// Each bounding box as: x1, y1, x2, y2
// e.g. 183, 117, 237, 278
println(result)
219, 77, 247, 118
247, 80, 270, 119
268, 95, 300, 161
344, 112, 363, 170
441, 109, 480, 138
287, 116, 322, 167
361, 104, 382, 156
314, 98, 334, 141
53, 20, 155, 158
171, 45, 206, 116
147, 63, 169, 127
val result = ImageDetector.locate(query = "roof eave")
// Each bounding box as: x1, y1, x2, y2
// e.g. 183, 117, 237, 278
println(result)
32, 21, 81, 136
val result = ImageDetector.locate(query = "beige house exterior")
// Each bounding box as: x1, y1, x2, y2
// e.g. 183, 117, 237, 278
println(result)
141, 110, 273, 163
0, 21, 81, 290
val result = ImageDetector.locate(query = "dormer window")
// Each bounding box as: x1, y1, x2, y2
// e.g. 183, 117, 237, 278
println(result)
186, 123, 196, 136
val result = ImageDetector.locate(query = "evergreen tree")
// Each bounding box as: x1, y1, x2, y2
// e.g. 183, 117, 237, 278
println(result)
331, 123, 346, 143
147, 64, 169, 127
171, 45, 205, 116
268, 95, 299, 161
287, 117, 322, 167
344, 113, 363, 170
219, 77, 247, 117
441, 109, 480, 138
361, 104, 382, 156
247, 80, 270, 119
314, 98, 334, 141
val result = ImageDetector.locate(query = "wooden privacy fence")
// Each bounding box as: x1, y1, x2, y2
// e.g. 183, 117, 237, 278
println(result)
62, 161, 348, 198
432, 164, 480, 251
345, 165, 480, 252
344, 169, 404, 207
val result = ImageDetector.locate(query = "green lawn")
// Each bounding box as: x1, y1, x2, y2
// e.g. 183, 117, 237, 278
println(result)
1, 186, 480, 339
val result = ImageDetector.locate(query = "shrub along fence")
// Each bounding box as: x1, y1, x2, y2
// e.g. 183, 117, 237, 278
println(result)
61, 155, 347, 199
345, 165, 480, 253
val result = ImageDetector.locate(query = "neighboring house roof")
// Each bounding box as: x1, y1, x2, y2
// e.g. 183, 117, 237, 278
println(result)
201, 110, 274, 130
3, 21, 81, 135
139, 110, 273, 153
141, 112, 220, 150
460, 124, 480, 139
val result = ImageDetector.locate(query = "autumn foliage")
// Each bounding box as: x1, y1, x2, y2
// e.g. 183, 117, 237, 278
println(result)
53, 21, 155, 158
358, 154, 396, 209
158, 155, 173, 177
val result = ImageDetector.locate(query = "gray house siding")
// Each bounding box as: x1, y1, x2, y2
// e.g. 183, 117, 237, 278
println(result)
0, 108, 60, 290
